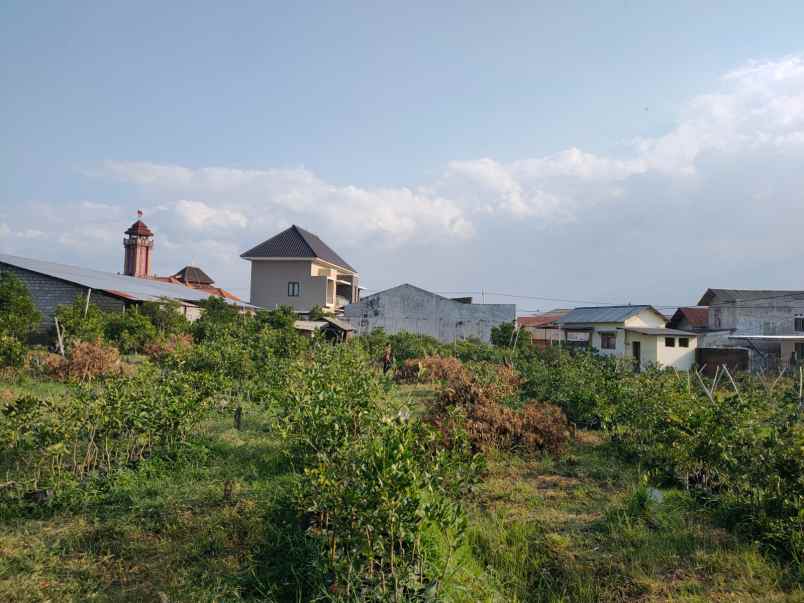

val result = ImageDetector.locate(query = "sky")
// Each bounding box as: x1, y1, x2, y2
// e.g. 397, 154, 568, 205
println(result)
3, 2, 804, 312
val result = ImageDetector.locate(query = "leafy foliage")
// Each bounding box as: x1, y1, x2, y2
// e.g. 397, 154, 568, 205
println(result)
104, 306, 158, 354
0, 271, 41, 340
54, 296, 107, 345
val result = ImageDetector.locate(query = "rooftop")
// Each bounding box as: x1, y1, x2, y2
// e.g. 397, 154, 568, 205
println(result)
626, 327, 698, 337
557, 305, 659, 325
0, 253, 251, 307
698, 289, 804, 305
240, 225, 356, 272
173, 265, 214, 285
125, 219, 153, 237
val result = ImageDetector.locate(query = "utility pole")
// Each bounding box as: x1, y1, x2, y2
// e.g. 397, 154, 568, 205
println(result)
481, 288, 485, 304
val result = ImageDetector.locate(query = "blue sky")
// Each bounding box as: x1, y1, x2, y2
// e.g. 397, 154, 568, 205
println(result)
3, 2, 804, 309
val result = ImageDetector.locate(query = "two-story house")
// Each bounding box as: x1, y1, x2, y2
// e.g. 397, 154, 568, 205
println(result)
241, 225, 359, 312
696, 288, 804, 370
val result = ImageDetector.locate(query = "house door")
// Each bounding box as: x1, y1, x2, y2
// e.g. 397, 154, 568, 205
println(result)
632, 341, 641, 372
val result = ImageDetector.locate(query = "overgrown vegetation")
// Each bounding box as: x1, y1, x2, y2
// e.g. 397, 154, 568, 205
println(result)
0, 274, 802, 600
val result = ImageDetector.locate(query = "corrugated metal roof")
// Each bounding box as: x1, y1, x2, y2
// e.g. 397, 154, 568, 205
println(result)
698, 289, 804, 305
240, 225, 356, 272
0, 253, 251, 307
294, 320, 327, 331
626, 327, 697, 336
557, 305, 656, 325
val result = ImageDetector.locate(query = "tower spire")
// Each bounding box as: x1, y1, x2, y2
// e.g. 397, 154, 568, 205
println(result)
123, 211, 154, 277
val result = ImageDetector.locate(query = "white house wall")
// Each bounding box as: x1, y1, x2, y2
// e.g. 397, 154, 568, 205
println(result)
343, 285, 515, 343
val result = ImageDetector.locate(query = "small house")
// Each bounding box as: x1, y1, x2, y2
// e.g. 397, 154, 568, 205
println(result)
557, 305, 698, 370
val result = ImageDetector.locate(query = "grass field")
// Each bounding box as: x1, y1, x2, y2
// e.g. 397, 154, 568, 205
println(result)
1, 380, 802, 602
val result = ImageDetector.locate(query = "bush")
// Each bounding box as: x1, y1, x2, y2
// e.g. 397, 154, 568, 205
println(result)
139, 298, 191, 335
104, 307, 158, 354
142, 333, 193, 361
395, 355, 464, 384
0, 366, 212, 499
54, 297, 107, 345
426, 357, 569, 456
0, 271, 41, 340
0, 335, 26, 368
52, 339, 125, 382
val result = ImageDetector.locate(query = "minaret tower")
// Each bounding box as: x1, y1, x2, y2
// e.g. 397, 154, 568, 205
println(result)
123, 210, 154, 277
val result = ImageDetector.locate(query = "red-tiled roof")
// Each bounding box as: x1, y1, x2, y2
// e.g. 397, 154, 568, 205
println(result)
125, 220, 153, 237
669, 306, 709, 328
151, 275, 241, 301
517, 313, 565, 328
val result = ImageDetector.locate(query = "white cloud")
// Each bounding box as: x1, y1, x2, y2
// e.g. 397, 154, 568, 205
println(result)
7, 54, 804, 303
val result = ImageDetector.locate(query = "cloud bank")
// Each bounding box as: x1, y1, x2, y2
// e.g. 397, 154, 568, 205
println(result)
4, 55, 804, 305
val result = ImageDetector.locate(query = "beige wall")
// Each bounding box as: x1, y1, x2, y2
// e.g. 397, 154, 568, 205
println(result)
248, 259, 358, 311
249, 260, 327, 311
624, 309, 667, 329
622, 331, 697, 371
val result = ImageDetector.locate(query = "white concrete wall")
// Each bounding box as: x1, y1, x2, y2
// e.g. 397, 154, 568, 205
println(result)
655, 333, 698, 370
343, 284, 515, 343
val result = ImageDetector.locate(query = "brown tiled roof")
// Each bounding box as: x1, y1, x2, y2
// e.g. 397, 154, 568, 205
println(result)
240, 225, 355, 272
151, 275, 241, 301
517, 312, 566, 328
668, 306, 709, 329
125, 220, 153, 237
173, 265, 214, 285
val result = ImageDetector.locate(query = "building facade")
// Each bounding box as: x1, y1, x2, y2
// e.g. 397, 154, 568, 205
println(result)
343, 283, 515, 343
241, 225, 359, 312
695, 289, 804, 370
557, 305, 699, 371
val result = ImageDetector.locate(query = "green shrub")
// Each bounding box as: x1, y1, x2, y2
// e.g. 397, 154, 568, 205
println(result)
0, 335, 26, 368
139, 298, 191, 335
54, 296, 107, 345
0, 271, 41, 340
104, 307, 158, 354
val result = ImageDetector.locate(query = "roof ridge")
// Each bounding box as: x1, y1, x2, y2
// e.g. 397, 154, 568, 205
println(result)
290, 225, 319, 258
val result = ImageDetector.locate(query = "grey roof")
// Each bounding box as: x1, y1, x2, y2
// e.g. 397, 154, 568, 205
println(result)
322, 316, 354, 331
557, 305, 660, 325
294, 320, 327, 332
698, 288, 804, 305
626, 327, 697, 337
240, 225, 356, 272
0, 253, 251, 307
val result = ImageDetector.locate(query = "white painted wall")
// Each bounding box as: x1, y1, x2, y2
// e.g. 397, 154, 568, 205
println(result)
344, 284, 515, 343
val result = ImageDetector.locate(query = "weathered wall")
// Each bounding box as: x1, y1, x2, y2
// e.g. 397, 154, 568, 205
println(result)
0, 262, 125, 331
343, 284, 515, 343
709, 298, 804, 335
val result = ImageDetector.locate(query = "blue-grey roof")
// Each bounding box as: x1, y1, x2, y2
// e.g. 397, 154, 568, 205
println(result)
0, 253, 251, 307
557, 305, 659, 325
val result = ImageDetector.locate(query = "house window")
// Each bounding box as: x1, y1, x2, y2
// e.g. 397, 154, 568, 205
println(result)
679, 337, 689, 348
796, 342, 804, 360
288, 281, 300, 297
600, 332, 616, 350
795, 315, 804, 332
665, 337, 676, 347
